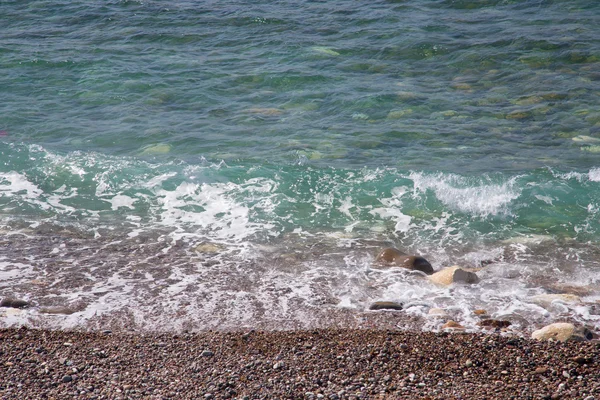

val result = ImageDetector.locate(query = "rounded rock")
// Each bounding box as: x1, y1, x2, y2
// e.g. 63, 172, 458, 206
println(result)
374, 248, 434, 275
429, 266, 479, 286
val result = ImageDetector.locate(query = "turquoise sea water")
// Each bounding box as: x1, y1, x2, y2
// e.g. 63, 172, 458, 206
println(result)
1, 0, 600, 332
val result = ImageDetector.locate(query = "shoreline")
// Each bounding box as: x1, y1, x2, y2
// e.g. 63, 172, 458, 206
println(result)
1, 326, 599, 399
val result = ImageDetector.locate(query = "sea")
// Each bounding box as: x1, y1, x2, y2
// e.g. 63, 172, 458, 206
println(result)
1, 0, 600, 334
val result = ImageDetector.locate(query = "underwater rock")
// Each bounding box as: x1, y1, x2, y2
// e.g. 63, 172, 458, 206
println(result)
544, 283, 595, 297
581, 145, 600, 153
374, 248, 434, 275
375, 247, 406, 262
530, 293, 581, 308
531, 323, 593, 342
139, 143, 172, 155
39, 306, 77, 315
429, 266, 479, 286
500, 234, 555, 245
244, 107, 283, 116
194, 242, 224, 254
506, 110, 531, 120
572, 135, 600, 143
369, 301, 403, 311
427, 308, 449, 318
311, 46, 340, 56
387, 109, 413, 119
0, 298, 30, 309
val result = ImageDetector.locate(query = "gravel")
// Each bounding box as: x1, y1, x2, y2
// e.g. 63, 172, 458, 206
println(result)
1, 327, 599, 399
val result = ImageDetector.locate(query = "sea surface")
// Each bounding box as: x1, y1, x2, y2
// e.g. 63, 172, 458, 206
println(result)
1, 0, 600, 333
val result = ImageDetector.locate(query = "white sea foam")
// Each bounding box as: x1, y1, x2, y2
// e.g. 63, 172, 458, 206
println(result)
589, 168, 600, 182
407, 172, 521, 217
0, 171, 43, 200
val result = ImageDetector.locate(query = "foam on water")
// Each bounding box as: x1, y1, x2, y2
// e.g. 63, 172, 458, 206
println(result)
1, 144, 600, 334
408, 171, 521, 218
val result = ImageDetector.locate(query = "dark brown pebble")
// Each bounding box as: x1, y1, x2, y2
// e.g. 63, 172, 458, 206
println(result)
0, 298, 30, 308
478, 319, 511, 329
369, 301, 403, 311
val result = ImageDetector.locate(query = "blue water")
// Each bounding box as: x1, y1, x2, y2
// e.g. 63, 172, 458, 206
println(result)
1, 0, 600, 332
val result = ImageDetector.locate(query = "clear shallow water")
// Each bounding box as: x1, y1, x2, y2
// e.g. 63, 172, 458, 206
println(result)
1, 0, 600, 333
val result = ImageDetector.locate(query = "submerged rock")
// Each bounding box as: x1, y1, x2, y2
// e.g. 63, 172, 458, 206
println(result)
244, 107, 284, 116
429, 266, 479, 286
531, 323, 593, 342
39, 306, 77, 315
427, 308, 449, 318
544, 283, 594, 297
374, 248, 434, 275
139, 143, 172, 155
0, 298, 30, 309
311, 46, 340, 56
194, 243, 224, 254
369, 301, 403, 311
530, 294, 581, 308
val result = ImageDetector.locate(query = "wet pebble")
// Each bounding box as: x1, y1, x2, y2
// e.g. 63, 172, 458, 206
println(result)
0, 298, 30, 308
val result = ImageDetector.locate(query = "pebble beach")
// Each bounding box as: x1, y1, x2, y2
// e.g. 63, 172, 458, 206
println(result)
1, 326, 599, 399
3, 1, 600, 398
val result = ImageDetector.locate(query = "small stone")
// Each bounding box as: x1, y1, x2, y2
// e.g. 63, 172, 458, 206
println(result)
373, 248, 434, 275
465, 360, 473, 367
39, 306, 76, 315
0, 298, 30, 309
442, 320, 465, 331
478, 319, 511, 329
369, 301, 403, 311
63, 342, 73, 347
62, 375, 73, 383
201, 350, 214, 357
429, 266, 479, 286
532, 367, 548, 375
194, 243, 223, 254
273, 361, 285, 370
204, 394, 214, 399
428, 308, 449, 318
532, 323, 593, 342
501, 370, 508, 375
562, 370, 570, 379
572, 356, 592, 365
473, 309, 488, 315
